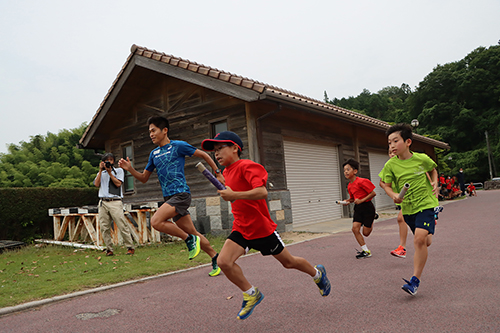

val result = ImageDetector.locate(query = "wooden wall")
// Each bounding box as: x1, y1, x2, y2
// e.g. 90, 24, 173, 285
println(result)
104, 71, 248, 202
95, 66, 440, 205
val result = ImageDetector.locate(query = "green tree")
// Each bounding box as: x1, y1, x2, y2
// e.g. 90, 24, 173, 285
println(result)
409, 45, 500, 181
0, 123, 102, 188
325, 44, 500, 182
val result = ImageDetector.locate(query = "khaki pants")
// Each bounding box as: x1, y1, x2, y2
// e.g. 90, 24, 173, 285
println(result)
99, 200, 134, 251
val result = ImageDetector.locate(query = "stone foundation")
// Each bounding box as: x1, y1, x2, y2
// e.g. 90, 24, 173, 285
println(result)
190, 189, 292, 235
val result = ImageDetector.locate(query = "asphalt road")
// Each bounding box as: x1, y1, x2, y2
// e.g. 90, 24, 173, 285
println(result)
1, 190, 499, 332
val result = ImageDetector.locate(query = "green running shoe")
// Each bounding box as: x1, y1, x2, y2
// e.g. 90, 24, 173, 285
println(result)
237, 288, 264, 320
186, 235, 201, 260
209, 254, 221, 277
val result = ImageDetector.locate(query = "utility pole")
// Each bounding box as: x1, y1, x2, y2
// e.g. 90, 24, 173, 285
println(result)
485, 131, 494, 179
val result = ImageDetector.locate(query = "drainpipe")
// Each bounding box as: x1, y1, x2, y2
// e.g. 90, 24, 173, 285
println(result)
256, 103, 283, 166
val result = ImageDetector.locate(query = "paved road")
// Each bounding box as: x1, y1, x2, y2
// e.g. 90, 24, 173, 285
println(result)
1, 190, 499, 332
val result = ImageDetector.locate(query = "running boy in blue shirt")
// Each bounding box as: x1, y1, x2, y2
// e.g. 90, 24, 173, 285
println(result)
119, 116, 222, 276
379, 123, 439, 296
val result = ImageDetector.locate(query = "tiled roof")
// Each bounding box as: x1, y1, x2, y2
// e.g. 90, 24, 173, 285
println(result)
80, 44, 449, 149
130, 44, 388, 128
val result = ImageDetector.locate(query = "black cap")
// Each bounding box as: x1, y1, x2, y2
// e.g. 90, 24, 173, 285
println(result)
201, 131, 243, 152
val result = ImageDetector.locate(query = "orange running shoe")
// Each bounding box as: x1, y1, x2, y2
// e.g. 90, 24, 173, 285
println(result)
390, 245, 406, 258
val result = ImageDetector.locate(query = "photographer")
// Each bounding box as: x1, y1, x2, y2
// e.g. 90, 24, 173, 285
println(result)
94, 153, 135, 256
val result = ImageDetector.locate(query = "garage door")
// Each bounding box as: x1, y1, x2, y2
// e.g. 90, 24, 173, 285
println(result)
368, 151, 395, 210
283, 140, 342, 226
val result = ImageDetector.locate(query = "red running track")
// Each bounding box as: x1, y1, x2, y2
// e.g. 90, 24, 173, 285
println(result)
1, 190, 499, 332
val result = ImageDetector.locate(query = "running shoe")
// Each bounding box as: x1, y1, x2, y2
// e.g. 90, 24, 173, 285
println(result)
237, 288, 264, 320
356, 249, 372, 259
402, 276, 420, 296
209, 254, 221, 277
186, 234, 201, 260
314, 264, 331, 296
390, 245, 406, 258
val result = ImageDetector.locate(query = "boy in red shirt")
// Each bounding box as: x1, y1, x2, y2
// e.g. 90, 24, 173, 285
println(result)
340, 159, 377, 259
467, 182, 477, 196
202, 131, 331, 320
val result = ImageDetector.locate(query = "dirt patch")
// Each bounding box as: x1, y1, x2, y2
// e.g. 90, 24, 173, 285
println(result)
280, 231, 330, 244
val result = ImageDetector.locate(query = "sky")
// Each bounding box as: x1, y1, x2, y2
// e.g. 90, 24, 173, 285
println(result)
1, 0, 499, 154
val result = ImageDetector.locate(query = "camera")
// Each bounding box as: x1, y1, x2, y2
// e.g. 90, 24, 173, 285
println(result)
105, 161, 112, 168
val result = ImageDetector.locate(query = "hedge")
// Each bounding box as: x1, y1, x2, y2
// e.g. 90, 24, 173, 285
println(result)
0, 188, 99, 242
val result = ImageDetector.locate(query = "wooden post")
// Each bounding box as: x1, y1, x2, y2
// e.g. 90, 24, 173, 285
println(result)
137, 211, 149, 243
125, 214, 141, 244
56, 216, 72, 241
82, 215, 99, 246
69, 216, 85, 242
53, 216, 61, 240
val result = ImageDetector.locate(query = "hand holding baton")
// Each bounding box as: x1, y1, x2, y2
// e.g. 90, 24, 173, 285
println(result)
196, 162, 226, 190
398, 183, 410, 199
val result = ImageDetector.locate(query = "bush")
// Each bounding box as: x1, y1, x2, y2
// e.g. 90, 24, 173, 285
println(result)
0, 188, 98, 242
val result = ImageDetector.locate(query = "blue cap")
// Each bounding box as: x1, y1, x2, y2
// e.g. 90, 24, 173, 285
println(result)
201, 131, 243, 152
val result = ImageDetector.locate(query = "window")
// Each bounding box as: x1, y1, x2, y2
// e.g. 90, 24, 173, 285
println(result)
211, 121, 228, 137
121, 144, 134, 193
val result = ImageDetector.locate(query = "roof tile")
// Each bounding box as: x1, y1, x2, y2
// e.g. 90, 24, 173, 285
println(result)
198, 67, 210, 75
208, 70, 220, 79
187, 63, 199, 72
219, 73, 231, 81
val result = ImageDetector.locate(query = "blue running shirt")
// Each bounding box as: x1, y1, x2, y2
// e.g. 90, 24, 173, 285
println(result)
145, 140, 196, 197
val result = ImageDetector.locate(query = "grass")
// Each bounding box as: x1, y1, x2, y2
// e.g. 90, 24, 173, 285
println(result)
0, 236, 227, 309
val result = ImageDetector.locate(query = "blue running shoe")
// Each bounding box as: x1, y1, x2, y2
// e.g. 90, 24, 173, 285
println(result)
402, 276, 420, 296
314, 265, 331, 297
237, 288, 264, 320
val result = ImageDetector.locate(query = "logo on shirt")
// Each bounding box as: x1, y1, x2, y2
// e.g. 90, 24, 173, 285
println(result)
414, 166, 426, 175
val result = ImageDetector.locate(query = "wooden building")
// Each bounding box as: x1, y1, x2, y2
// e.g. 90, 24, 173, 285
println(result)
80, 44, 449, 235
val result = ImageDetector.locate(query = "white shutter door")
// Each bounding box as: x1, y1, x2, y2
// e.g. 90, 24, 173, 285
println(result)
368, 151, 395, 210
283, 140, 342, 226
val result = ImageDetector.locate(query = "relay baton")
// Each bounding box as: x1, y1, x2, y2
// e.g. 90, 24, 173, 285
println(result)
398, 183, 410, 199
336, 200, 348, 205
196, 162, 226, 190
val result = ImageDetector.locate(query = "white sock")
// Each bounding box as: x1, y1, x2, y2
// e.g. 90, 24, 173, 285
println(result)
244, 286, 255, 295
313, 268, 321, 280
361, 245, 369, 252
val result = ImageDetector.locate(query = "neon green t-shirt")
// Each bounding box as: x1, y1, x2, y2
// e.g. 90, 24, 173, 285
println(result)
378, 152, 438, 215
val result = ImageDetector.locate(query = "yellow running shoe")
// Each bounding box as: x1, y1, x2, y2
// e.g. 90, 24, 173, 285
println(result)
237, 288, 264, 320
186, 235, 201, 260
209, 254, 221, 277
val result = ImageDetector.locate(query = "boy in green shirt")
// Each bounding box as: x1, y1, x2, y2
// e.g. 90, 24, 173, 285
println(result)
379, 123, 439, 296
